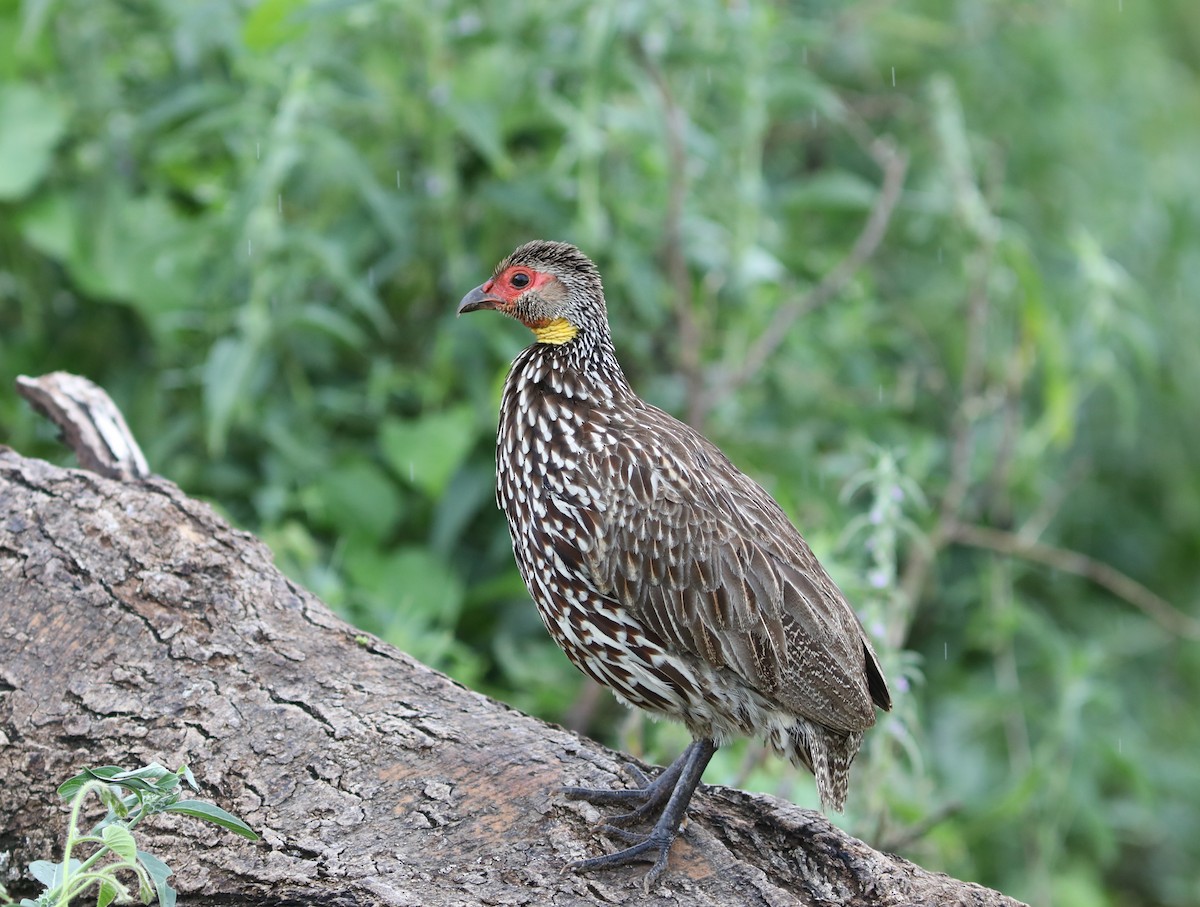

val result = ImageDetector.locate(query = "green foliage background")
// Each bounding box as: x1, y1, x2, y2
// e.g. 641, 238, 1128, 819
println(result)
2, 1, 1198, 904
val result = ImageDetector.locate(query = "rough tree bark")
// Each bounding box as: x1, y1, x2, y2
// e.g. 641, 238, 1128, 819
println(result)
0, 385, 1026, 907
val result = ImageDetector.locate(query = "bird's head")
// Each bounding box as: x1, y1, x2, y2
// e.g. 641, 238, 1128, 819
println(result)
457, 240, 607, 346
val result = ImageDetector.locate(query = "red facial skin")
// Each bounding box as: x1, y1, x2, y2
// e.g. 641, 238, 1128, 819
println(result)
483, 266, 556, 312
457, 266, 563, 327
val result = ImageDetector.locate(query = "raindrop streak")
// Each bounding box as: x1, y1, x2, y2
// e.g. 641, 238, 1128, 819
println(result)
944, 641, 948, 660
409, 463, 414, 483
247, 239, 252, 257
277, 194, 282, 214
256, 141, 260, 160
397, 170, 402, 189
891, 67, 896, 87
368, 268, 376, 289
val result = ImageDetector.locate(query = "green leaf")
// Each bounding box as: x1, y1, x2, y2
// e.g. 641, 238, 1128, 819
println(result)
28, 858, 81, 889
0, 83, 67, 200
105, 763, 171, 781
782, 171, 877, 212
59, 763, 183, 824
136, 850, 176, 907
346, 546, 465, 630
95, 876, 126, 907
108, 763, 179, 793
203, 334, 266, 456
243, 0, 309, 51
443, 45, 517, 175
28, 859, 57, 888
16, 191, 74, 260
61, 191, 202, 320
97, 783, 131, 817
58, 765, 169, 798
429, 465, 494, 555
380, 406, 478, 498
293, 230, 393, 337
58, 767, 122, 800
307, 457, 402, 543
291, 304, 369, 348
92, 767, 164, 796
163, 801, 260, 840
102, 824, 138, 863
179, 765, 198, 791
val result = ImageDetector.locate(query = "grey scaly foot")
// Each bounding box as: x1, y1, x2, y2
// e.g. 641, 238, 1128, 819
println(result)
562, 740, 696, 818
567, 739, 716, 891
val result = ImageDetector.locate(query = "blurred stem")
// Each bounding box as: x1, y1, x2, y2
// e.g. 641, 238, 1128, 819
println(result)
950, 522, 1200, 640
713, 127, 908, 411
941, 243, 996, 523
729, 6, 770, 327
877, 800, 961, 852
208, 65, 310, 455
420, 8, 465, 288
1018, 458, 1085, 542
898, 83, 997, 612
632, 39, 705, 430
562, 678, 606, 734
989, 559, 1032, 775
981, 345, 1025, 528
733, 742, 769, 789
576, 3, 616, 248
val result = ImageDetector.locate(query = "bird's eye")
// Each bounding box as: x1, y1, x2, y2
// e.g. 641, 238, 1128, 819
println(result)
510, 271, 531, 289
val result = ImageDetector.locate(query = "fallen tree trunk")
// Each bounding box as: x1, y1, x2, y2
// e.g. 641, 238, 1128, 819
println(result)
0, 393, 1025, 906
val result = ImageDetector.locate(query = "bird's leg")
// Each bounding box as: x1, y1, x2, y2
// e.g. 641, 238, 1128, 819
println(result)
568, 738, 717, 891
593, 747, 694, 828
562, 739, 698, 811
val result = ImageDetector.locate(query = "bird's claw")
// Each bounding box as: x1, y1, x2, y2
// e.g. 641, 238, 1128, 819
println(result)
563, 740, 714, 890
596, 823, 650, 844
562, 782, 651, 805
561, 760, 673, 807
623, 761, 654, 789
598, 798, 671, 828
568, 828, 675, 894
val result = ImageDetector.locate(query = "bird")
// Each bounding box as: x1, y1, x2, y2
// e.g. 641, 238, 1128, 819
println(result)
458, 240, 891, 888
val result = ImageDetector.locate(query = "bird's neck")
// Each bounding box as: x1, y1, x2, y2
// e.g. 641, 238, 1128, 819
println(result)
511, 326, 632, 402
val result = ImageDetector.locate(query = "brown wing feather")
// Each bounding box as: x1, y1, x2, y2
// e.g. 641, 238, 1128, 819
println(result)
581, 402, 889, 734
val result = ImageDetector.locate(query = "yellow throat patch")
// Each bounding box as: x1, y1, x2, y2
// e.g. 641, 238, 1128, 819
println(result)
531, 317, 578, 345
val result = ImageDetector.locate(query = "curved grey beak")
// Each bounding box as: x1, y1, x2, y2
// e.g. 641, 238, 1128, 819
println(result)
457, 284, 503, 316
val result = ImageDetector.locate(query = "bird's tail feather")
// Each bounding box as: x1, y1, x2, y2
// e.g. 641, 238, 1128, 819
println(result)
784, 722, 864, 813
